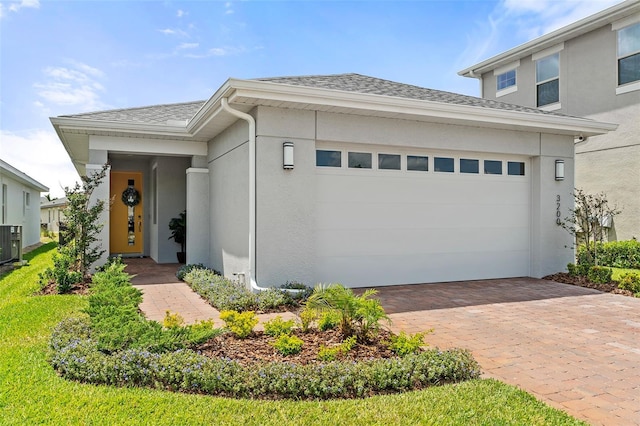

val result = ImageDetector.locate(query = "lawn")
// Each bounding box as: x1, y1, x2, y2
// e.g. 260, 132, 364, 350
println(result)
611, 266, 640, 281
0, 243, 586, 425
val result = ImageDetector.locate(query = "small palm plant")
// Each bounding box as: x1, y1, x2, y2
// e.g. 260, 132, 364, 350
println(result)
168, 211, 186, 263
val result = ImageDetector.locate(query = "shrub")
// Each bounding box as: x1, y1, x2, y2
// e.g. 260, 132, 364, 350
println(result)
387, 331, 431, 357
317, 336, 357, 361
256, 288, 292, 311
219, 310, 258, 339
51, 317, 481, 400
176, 263, 205, 280
306, 284, 390, 342
617, 272, 640, 296
271, 334, 304, 355
281, 281, 313, 301
587, 266, 613, 284
163, 311, 185, 329
185, 269, 258, 311
84, 260, 218, 353
298, 307, 317, 333
317, 310, 341, 331
263, 316, 296, 337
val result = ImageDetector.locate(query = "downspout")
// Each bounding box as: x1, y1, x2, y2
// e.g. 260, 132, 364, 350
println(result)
469, 70, 483, 98
220, 98, 265, 292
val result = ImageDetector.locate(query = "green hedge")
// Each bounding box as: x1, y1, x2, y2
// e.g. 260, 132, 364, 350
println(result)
50, 317, 481, 399
576, 240, 640, 269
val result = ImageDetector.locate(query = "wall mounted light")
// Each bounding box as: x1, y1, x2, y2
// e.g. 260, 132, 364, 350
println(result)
283, 141, 294, 169
555, 159, 565, 181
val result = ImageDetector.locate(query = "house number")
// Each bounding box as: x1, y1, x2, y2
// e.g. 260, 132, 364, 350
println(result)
556, 195, 561, 225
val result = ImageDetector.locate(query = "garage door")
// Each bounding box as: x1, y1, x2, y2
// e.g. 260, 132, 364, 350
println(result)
315, 147, 530, 287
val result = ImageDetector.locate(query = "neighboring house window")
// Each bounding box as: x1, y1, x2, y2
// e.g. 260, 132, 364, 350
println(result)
316, 150, 341, 167
1, 184, 6, 224
348, 152, 372, 169
378, 153, 401, 170
460, 159, 479, 174
484, 160, 502, 175
536, 53, 560, 107
434, 157, 454, 173
618, 22, 640, 86
496, 69, 516, 91
407, 155, 428, 172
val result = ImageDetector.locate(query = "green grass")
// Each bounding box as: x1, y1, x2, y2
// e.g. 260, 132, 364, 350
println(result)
611, 267, 640, 281
0, 243, 586, 425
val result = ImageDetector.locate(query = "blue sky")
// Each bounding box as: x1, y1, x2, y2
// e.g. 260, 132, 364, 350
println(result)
0, 0, 623, 197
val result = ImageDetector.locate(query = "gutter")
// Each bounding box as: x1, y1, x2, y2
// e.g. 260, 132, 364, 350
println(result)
220, 98, 263, 293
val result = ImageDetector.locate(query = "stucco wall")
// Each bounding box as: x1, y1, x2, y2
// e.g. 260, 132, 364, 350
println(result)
208, 119, 251, 278
0, 172, 43, 248
251, 106, 575, 286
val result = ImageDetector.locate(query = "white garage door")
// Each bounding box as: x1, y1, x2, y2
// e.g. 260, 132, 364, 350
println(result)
315, 147, 530, 287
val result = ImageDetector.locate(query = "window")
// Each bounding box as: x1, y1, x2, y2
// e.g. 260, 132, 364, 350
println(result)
618, 22, 640, 85
484, 160, 502, 175
348, 152, 372, 169
316, 150, 342, 167
460, 158, 479, 174
378, 153, 401, 170
496, 69, 516, 91
1, 184, 5, 224
434, 157, 454, 173
536, 53, 559, 107
407, 155, 428, 172
508, 161, 526, 176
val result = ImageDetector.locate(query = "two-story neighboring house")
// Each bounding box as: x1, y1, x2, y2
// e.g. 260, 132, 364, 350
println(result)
459, 0, 640, 241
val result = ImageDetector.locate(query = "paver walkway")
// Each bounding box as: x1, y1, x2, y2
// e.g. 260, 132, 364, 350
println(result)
126, 259, 640, 425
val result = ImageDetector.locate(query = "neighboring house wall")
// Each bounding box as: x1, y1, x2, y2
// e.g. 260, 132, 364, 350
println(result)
0, 161, 48, 248
250, 106, 575, 287
40, 199, 67, 233
208, 119, 251, 279
474, 15, 640, 240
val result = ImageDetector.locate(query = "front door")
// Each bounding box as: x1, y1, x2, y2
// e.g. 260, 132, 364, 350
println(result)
110, 171, 143, 254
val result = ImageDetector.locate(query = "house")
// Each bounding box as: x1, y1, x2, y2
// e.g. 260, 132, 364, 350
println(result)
40, 197, 67, 233
459, 0, 640, 241
0, 159, 49, 261
50, 73, 616, 288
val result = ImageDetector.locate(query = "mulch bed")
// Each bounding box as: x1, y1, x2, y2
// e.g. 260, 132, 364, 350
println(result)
38, 280, 91, 296
543, 272, 634, 297
196, 328, 398, 366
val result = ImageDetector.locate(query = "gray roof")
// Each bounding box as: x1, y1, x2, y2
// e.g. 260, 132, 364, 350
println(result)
58, 73, 565, 124
257, 73, 563, 116
59, 100, 206, 124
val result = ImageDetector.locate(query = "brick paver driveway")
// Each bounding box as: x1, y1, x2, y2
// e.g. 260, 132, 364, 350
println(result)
128, 257, 639, 426
375, 278, 640, 425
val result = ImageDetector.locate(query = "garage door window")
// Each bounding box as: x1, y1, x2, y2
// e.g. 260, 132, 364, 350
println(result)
508, 161, 525, 176
348, 152, 372, 169
378, 153, 401, 170
316, 150, 341, 167
434, 157, 454, 173
460, 158, 479, 174
407, 155, 428, 171
484, 160, 502, 175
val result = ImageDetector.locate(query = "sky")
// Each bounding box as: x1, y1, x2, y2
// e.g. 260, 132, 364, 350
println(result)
0, 0, 624, 198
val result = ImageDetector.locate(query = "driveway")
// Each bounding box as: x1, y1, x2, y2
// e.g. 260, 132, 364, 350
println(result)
375, 278, 640, 425
128, 258, 639, 425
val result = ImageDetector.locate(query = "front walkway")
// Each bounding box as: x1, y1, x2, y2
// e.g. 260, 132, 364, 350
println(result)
126, 259, 640, 425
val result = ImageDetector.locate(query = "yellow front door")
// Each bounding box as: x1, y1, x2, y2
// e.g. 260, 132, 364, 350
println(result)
110, 171, 143, 254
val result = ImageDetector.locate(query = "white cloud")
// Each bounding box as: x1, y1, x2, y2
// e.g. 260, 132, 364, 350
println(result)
158, 28, 188, 37
177, 42, 199, 50
225, 2, 234, 15
458, 0, 625, 73
177, 9, 187, 18
33, 62, 107, 112
184, 45, 247, 59
1, 0, 39, 17
0, 129, 80, 198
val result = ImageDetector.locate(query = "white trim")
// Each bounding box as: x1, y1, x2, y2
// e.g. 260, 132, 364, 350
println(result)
540, 103, 562, 112
496, 85, 518, 97
611, 12, 640, 31
186, 167, 209, 174
532, 43, 565, 61
493, 60, 521, 76
616, 80, 640, 94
